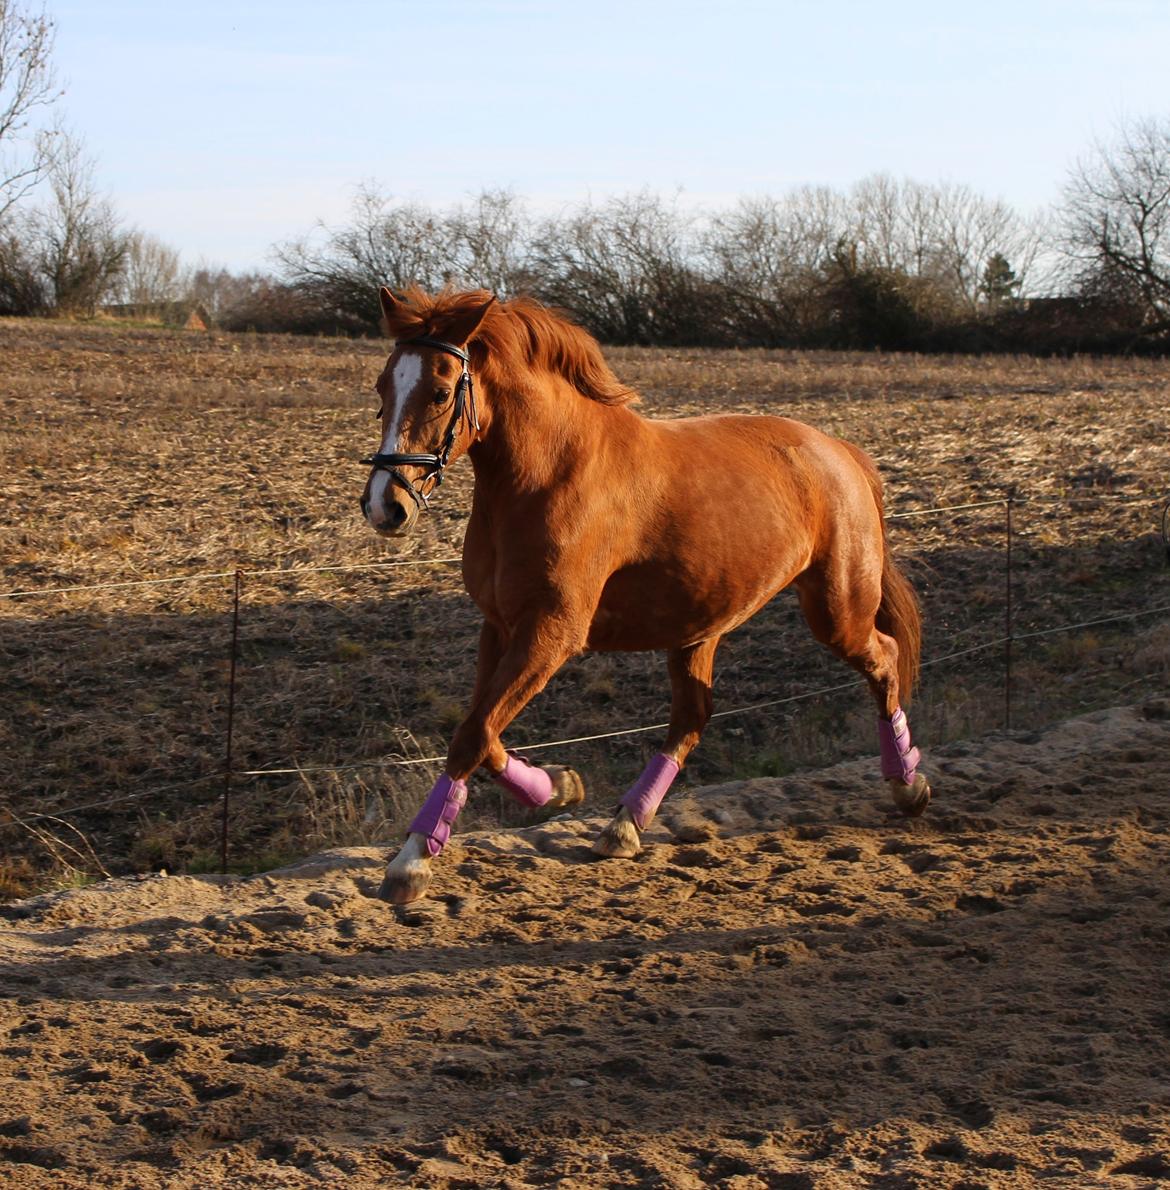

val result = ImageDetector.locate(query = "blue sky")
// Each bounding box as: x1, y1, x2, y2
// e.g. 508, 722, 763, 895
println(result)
51, 0, 1170, 271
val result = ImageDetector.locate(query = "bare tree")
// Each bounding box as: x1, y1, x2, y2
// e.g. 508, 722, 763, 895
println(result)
32, 131, 126, 313
0, 1, 60, 221
702, 187, 847, 343
846, 175, 1044, 320
850, 173, 909, 273
264, 178, 1047, 346
445, 188, 530, 297
0, 215, 45, 311
1060, 115, 1170, 333
529, 191, 719, 344
927, 183, 1043, 314
276, 184, 534, 331
117, 231, 185, 307
188, 265, 244, 323
276, 184, 459, 330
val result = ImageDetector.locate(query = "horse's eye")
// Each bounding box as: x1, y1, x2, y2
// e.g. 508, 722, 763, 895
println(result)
433, 388, 450, 405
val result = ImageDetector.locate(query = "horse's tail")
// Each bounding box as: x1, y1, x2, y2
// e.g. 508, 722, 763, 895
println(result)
846, 444, 922, 703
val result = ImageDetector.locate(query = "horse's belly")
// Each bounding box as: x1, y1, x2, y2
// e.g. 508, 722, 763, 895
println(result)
586, 551, 801, 651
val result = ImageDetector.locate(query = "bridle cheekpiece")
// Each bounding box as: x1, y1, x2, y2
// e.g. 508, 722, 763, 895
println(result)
360, 335, 479, 510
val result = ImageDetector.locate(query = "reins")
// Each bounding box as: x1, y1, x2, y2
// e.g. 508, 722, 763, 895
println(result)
360, 335, 479, 510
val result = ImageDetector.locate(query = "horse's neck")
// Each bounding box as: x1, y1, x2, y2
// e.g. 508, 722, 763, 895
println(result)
471, 374, 631, 493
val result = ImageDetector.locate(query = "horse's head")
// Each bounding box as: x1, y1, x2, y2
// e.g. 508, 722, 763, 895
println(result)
361, 287, 494, 537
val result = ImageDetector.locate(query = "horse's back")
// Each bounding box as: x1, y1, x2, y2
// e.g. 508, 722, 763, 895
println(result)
648, 412, 881, 538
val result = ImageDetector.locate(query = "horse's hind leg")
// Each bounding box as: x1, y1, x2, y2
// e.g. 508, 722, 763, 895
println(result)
796, 570, 931, 816
594, 637, 719, 858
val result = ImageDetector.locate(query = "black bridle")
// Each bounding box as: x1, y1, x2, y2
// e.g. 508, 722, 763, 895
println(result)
360, 335, 479, 510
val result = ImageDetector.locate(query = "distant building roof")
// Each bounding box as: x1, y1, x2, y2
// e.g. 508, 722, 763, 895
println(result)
102, 301, 212, 330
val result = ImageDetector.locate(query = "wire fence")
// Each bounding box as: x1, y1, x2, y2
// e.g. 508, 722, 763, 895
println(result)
2, 490, 1168, 868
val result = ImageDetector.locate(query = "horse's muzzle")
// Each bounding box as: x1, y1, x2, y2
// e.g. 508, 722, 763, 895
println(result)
361, 493, 416, 537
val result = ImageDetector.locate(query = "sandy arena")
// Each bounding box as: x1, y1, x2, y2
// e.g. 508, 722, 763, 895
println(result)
2, 701, 1169, 1187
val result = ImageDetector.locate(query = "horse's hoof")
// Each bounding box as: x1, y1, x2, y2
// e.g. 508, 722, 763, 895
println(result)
377, 863, 432, 904
592, 806, 642, 858
545, 766, 586, 812
889, 773, 931, 817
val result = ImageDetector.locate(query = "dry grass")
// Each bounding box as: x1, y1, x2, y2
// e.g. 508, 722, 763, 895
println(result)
1, 318, 1168, 895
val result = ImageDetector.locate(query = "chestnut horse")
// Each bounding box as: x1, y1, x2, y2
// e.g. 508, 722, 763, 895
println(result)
361, 288, 930, 904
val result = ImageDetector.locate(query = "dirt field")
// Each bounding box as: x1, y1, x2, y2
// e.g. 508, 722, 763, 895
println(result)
1, 320, 1169, 1184
2, 699, 1169, 1187
1, 319, 1167, 894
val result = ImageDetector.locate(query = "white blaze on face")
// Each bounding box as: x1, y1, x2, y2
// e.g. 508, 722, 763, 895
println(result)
367, 351, 424, 524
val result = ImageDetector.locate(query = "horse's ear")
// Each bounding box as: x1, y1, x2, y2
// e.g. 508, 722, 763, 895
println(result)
443, 295, 496, 348
379, 287, 421, 338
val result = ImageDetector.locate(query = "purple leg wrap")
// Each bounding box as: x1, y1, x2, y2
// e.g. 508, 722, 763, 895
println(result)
491, 752, 553, 808
408, 774, 467, 857
620, 753, 681, 831
878, 707, 920, 784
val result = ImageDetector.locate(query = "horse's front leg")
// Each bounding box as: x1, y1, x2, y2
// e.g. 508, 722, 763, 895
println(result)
470, 619, 585, 813
378, 621, 503, 905
594, 637, 720, 859
380, 617, 582, 904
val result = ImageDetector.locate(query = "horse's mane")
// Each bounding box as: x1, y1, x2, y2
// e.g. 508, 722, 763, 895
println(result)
395, 288, 637, 407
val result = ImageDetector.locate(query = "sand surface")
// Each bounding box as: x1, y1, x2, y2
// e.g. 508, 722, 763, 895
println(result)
2, 703, 1170, 1188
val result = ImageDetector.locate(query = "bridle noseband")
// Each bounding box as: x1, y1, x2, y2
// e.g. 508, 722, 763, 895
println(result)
360, 335, 479, 510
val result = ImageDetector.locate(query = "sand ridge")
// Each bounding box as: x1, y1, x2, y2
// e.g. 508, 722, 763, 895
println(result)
2, 702, 1169, 1187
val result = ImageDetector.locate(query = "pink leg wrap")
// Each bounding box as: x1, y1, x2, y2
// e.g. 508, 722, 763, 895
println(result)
878, 707, 920, 784
620, 753, 681, 831
408, 774, 467, 857
491, 752, 553, 808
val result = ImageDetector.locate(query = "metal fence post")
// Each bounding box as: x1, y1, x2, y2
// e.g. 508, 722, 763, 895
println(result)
1004, 493, 1014, 731
220, 570, 242, 875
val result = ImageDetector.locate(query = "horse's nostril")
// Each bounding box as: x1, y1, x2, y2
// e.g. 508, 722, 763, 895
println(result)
360, 495, 369, 517
385, 502, 408, 528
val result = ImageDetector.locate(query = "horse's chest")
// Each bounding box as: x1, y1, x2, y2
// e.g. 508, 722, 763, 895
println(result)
461, 546, 526, 631
463, 562, 500, 624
